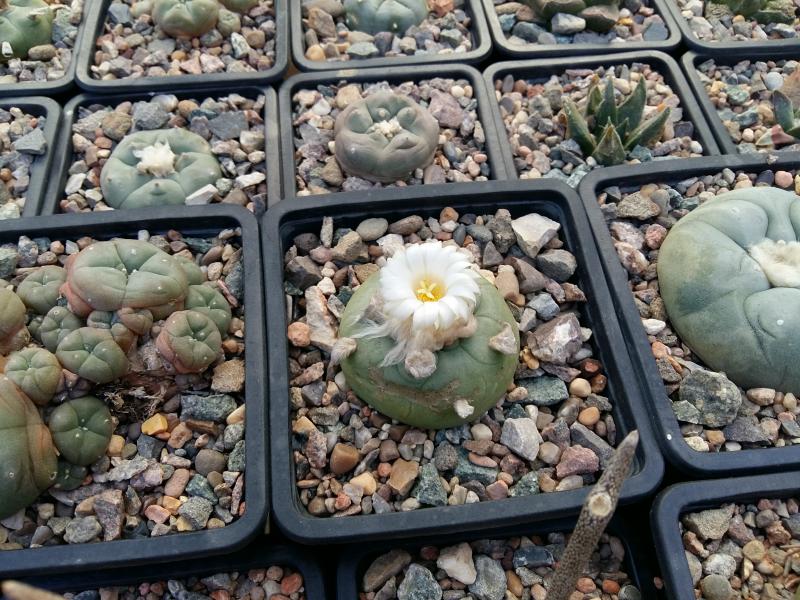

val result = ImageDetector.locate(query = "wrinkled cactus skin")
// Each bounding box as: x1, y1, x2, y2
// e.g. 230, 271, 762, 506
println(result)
5, 348, 61, 406
218, 0, 259, 11
16, 266, 66, 316
0, 376, 58, 519
340, 276, 519, 429
344, 0, 429, 34
38, 306, 82, 353
48, 396, 113, 467
0, 0, 54, 59
185, 284, 232, 334
56, 327, 129, 384
100, 129, 222, 210
334, 91, 440, 183
116, 307, 154, 336
658, 188, 800, 392
156, 309, 222, 373
0, 288, 30, 355
52, 459, 87, 491
152, 0, 219, 38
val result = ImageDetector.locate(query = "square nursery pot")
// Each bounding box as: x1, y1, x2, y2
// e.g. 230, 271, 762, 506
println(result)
18, 540, 326, 599
0, 204, 267, 579
73, 0, 288, 94
652, 473, 800, 600
483, 51, 721, 186
0, 96, 61, 218
480, 0, 681, 59
278, 63, 511, 200
681, 49, 800, 158
263, 179, 664, 545
41, 85, 281, 216
577, 153, 800, 478
0, 0, 90, 99
291, 0, 492, 71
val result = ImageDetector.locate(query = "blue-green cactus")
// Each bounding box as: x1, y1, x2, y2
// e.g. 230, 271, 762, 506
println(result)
344, 0, 429, 34
48, 396, 113, 467
4, 347, 61, 406
16, 265, 66, 316
55, 327, 129, 384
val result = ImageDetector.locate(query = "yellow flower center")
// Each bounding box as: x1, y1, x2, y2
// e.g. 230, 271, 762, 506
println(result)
416, 278, 444, 302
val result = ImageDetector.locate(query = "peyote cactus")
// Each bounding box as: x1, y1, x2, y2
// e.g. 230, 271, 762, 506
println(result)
37, 306, 82, 353
0, 376, 58, 519
527, 0, 621, 32
152, 0, 220, 38
334, 91, 440, 183
185, 284, 232, 334
55, 327, 130, 384
658, 188, 800, 392
100, 129, 222, 210
343, 0, 429, 34
115, 307, 154, 336
0, 0, 54, 60
218, 0, 259, 11
51, 459, 87, 491
48, 396, 113, 467
563, 76, 671, 167
87, 310, 137, 353
16, 265, 66, 316
156, 309, 222, 373
5, 348, 62, 406
705, 0, 796, 24
0, 287, 29, 355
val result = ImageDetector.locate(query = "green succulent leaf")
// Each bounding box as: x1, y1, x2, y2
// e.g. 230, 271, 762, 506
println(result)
4, 347, 61, 406
586, 80, 603, 116
595, 79, 618, 130
625, 106, 671, 151
617, 79, 647, 141
48, 396, 113, 467
772, 90, 798, 135
592, 123, 626, 166
563, 99, 596, 157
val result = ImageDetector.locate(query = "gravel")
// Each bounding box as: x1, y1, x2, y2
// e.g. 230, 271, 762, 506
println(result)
0, 107, 49, 220
677, 0, 800, 42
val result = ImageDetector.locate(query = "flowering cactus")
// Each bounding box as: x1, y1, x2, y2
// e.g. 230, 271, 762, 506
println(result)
334, 91, 440, 183
185, 284, 232, 334
48, 396, 113, 467
343, 0, 429, 34
4, 348, 62, 406
0, 376, 58, 519
100, 129, 222, 210
0, 0, 54, 60
152, 0, 220, 38
218, 0, 259, 11
156, 309, 222, 373
37, 306, 82, 353
16, 266, 66, 316
0, 288, 30, 356
55, 327, 130, 384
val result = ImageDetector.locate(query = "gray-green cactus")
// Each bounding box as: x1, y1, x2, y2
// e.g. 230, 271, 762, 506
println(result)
55, 327, 129, 384
0, 376, 58, 519
344, 0, 429, 34
115, 307, 154, 336
48, 396, 113, 467
4, 348, 61, 406
0, 288, 30, 355
51, 460, 87, 492
0, 0, 54, 60
218, 0, 259, 11
37, 306, 82, 353
99, 128, 222, 210
16, 265, 66, 315
176, 255, 205, 285
156, 309, 222, 373
86, 310, 137, 353
185, 284, 232, 334
706, 0, 795, 24
152, 0, 220, 38
334, 91, 440, 183
563, 76, 671, 166
658, 188, 800, 392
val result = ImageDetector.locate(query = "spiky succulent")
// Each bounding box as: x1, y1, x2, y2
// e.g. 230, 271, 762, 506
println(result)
4, 348, 62, 406
0, 0, 54, 60
48, 396, 113, 466
563, 76, 671, 167
0, 288, 30, 355
55, 327, 130, 384
16, 266, 66, 316
37, 306, 82, 353
156, 309, 222, 373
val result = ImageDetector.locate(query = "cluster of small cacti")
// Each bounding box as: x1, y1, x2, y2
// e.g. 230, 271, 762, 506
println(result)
705, 0, 796, 24
343, 0, 430, 35
0, 0, 55, 60
151, 0, 260, 38
526, 0, 622, 32
563, 76, 671, 166
0, 236, 236, 519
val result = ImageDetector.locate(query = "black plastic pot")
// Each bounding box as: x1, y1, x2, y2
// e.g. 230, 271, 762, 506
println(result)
0, 96, 61, 218
291, 0, 492, 71
278, 63, 511, 201
480, 0, 681, 59
652, 473, 800, 600
577, 153, 800, 478
0, 204, 267, 579
263, 179, 664, 545
18, 541, 326, 599
41, 85, 281, 215
337, 515, 661, 599
483, 50, 722, 180
73, 0, 288, 94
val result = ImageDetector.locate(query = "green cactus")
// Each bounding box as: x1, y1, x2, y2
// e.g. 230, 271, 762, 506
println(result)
218, 0, 259, 11
37, 306, 82, 353
4, 348, 61, 406
176, 255, 205, 285
115, 307, 154, 336
344, 0, 429, 34
563, 76, 671, 167
86, 311, 137, 353
0, 0, 55, 60
151, 0, 220, 38
706, 0, 795, 24
0, 376, 58, 519
51, 459, 87, 491
0, 288, 30, 356
339, 276, 519, 429
55, 327, 129, 384
334, 91, 440, 183
185, 284, 232, 334
757, 70, 800, 148
16, 266, 66, 316
48, 396, 113, 467
156, 309, 222, 373
99, 129, 222, 210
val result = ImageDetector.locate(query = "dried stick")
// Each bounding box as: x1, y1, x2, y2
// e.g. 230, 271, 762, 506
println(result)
2, 581, 65, 600
546, 430, 639, 600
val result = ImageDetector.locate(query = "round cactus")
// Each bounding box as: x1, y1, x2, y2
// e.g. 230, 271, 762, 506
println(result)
100, 129, 222, 210
185, 284, 232, 334
156, 309, 222, 373
4, 348, 61, 406
61, 239, 189, 318
0, 288, 30, 356
334, 91, 440, 183
218, 0, 259, 11
16, 266, 66, 316
658, 188, 800, 392
343, 0, 429, 34
176, 255, 205, 285
339, 276, 519, 429
48, 396, 113, 467
37, 306, 83, 353
55, 327, 129, 384
0, 376, 58, 519
51, 459, 87, 492
152, 0, 219, 38
0, 0, 54, 60
115, 307, 154, 336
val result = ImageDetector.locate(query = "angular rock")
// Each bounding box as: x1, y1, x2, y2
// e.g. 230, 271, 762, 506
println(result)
679, 370, 742, 428
469, 555, 505, 600
397, 564, 441, 600
511, 213, 560, 258
500, 418, 542, 461
437, 542, 477, 585
363, 549, 412, 592
530, 313, 582, 364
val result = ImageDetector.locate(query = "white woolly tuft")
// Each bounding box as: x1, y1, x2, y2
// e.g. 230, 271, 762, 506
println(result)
134, 141, 177, 178
749, 238, 800, 288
